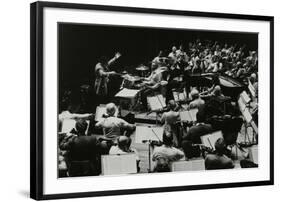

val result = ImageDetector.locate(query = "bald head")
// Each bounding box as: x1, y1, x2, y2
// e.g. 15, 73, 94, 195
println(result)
190, 89, 199, 100
106, 103, 117, 117
213, 85, 222, 96
117, 136, 131, 152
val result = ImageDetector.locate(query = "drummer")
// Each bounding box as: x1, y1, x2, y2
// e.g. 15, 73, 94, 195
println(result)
140, 61, 164, 109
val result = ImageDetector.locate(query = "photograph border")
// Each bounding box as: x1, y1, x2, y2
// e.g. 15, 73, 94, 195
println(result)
30, 1, 274, 200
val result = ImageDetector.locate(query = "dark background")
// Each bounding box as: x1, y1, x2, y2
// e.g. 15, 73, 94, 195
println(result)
59, 23, 258, 98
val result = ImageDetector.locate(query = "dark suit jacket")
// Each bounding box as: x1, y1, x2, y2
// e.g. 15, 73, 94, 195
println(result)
60, 135, 99, 161
184, 123, 213, 144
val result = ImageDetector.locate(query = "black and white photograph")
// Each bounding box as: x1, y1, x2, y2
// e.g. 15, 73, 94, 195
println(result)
58, 23, 259, 177
29, 1, 273, 199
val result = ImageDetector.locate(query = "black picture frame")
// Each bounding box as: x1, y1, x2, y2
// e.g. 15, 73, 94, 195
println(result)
30, 1, 274, 200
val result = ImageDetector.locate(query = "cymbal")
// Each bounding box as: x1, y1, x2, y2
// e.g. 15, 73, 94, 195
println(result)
136, 66, 149, 71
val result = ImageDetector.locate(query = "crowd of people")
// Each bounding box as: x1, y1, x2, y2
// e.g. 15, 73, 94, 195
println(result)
58, 38, 259, 177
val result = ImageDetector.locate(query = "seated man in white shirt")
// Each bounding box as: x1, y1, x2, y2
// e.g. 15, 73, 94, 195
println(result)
95, 103, 136, 153
140, 62, 163, 108
189, 89, 205, 110
109, 136, 140, 172
160, 100, 181, 147
152, 132, 184, 172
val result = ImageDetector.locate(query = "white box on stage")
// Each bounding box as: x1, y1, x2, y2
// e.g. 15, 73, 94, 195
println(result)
171, 159, 205, 172
248, 145, 258, 164
101, 154, 137, 175
200, 131, 223, 150
135, 125, 163, 143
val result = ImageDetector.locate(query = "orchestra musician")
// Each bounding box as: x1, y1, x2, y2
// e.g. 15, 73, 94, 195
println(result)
94, 52, 121, 103
95, 103, 136, 154
140, 61, 164, 108
160, 100, 181, 147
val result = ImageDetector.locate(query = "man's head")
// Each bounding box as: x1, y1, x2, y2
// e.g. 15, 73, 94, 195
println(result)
168, 100, 177, 111
250, 73, 257, 83
151, 61, 158, 71
190, 89, 199, 100
75, 119, 88, 136
117, 136, 131, 152
214, 137, 226, 154
172, 46, 177, 53
106, 103, 117, 117
179, 44, 184, 50
154, 157, 170, 172
100, 55, 108, 65
158, 50, 164, 57
213, 85, 222, 96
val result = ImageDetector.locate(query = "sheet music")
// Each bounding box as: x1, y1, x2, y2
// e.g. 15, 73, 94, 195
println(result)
61, 119, 76, 133
61, 119, 90, 134
189, 108, 198, 122
179, 111, 192, 122
242, 108, 252, 123
173, 91, 186, 102
115, 88, 140, 98
135, 125, 163, 143
248, 82, 256, 97
173, 91, 179, 102
241, 91, 251, 104
157, 94, 166, 108
178, 92, 186, 101
147, 95, 166, 111
200, 131, 223, 149
101, 154, 137, 175
250, 121, 258, 134
179, 108, 198, 122
95, 106, 107, 121
238, 97, 246, 111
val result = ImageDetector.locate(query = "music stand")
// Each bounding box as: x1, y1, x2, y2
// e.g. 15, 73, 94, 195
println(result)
147, 94, 166, 124
135, 125, 163, 172
238, 91, 257, 146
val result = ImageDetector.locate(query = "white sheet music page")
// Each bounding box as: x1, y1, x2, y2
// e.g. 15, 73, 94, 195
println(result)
179, 111, 192, 122
61, 119, 76, 133
200, 131, 223, 149
135, 126, 163, 143
115, 88, 140, 98
147, 96, 162, 111
95, 106, 106, 121
189, 108, 198, 122
241, 91, 251, 104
